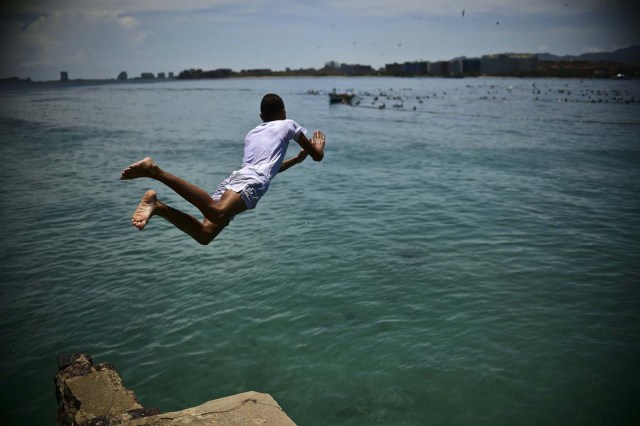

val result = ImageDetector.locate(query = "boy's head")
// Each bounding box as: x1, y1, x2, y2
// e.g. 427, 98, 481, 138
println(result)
260, 93, 286, 122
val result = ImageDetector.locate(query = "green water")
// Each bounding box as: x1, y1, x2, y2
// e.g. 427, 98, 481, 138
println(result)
0, 77, 639, 425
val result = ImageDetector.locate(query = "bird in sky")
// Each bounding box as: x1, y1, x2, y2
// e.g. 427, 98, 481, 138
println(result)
462, 9, 465, 17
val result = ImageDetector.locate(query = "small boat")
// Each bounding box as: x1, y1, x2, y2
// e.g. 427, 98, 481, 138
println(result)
329, 92, 355, 104
615, 73, 628, 80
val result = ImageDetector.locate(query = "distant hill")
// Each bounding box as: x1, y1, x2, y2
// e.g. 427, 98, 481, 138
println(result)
538, 45, 640, 64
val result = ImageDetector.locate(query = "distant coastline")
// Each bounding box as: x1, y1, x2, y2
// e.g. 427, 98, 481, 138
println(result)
2, 45, 638, 83
1, 69, 636, 86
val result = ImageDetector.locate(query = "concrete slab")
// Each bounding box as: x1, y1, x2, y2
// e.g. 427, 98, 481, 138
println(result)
125, 391, 296, 425
54, 353, 296, 425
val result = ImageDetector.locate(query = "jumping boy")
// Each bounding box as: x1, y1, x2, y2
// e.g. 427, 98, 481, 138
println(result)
120, 93, 325, 245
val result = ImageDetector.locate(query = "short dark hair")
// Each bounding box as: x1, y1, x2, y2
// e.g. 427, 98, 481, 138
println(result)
260, 94, 285, 121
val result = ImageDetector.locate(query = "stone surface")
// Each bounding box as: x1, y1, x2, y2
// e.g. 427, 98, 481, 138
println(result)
125, 391, 296, 426
55, 353, 296, 425
55, 352, 148, 425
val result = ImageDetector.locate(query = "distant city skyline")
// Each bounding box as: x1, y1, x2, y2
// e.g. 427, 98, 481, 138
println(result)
1, 0, 638, 81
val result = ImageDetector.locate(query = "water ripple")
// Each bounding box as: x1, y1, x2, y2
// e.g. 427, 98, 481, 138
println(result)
1, 77, 639, 425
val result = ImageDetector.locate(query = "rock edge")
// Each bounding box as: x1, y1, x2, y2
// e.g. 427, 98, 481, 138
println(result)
54, 353, 296, 425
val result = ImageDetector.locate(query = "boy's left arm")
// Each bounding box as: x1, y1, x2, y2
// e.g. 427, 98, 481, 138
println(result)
277, 149, 308, 174
278, 130, 325, 174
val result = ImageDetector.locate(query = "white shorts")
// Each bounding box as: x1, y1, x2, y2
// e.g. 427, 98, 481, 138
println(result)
211, 170, 268, 210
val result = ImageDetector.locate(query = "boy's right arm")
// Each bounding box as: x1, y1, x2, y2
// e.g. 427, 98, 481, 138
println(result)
297, 130, 325, 162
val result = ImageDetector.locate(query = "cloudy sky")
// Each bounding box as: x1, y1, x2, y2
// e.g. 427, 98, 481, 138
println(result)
1, 0, 638, 81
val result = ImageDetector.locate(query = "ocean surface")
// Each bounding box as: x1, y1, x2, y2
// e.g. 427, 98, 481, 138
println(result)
0, 76, 639, 425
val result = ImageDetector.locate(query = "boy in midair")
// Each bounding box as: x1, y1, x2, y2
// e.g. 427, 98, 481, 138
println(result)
120, 93, 326, 245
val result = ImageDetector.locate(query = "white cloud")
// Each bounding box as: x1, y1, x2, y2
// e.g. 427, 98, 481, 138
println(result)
5, 0, 246, 15
4, 0, 626, 20
5, 0, 604, 18
0, 10, 148, 79
0, 0, 635, 79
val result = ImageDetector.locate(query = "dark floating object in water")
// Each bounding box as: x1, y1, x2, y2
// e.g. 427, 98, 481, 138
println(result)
329, 92, 355, 104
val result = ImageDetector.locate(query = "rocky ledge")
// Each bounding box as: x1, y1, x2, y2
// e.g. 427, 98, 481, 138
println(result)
54, 353, 296, 425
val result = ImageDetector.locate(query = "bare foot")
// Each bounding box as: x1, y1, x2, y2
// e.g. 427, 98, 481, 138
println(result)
120, 157, 158, 180
132, 190, 157, 230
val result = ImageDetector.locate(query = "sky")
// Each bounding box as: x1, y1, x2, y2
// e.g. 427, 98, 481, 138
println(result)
0, 0, 638, 81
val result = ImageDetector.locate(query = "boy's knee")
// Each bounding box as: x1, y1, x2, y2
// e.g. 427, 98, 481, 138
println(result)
197, 230, 215, 245
198, 221, 224, 245
203, 202, 225, 224
206, 198, 238, 225
213, 212, 232, 228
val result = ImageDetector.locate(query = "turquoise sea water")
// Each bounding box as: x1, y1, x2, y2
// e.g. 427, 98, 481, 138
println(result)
1, 77, 639, 425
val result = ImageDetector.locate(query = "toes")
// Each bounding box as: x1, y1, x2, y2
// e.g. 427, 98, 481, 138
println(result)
132, 219, 146, 230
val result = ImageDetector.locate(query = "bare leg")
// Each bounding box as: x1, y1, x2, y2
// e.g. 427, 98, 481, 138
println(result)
121, 157, 246, 223
130, 190, 228, 245
154, 204, 226, 245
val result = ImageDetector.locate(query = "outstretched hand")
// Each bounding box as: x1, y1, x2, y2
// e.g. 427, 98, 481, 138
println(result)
296, 129, 325, 162
311, 130, 326, 151
277, 130, 325, 174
